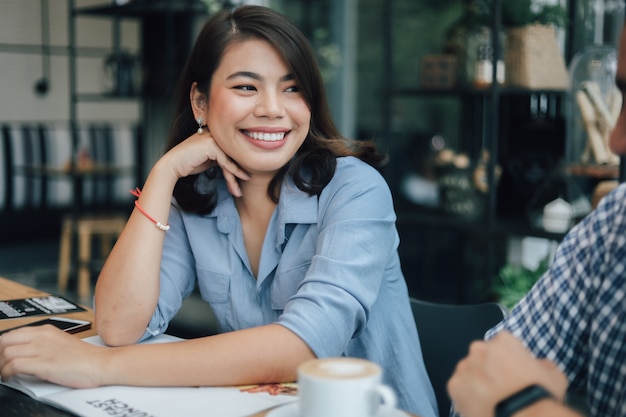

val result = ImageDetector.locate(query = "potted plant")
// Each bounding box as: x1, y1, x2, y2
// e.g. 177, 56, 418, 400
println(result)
501, 0, 569, 89
444, 0, 568, 89
502, 0, 568, 28
492, 254, 550, 310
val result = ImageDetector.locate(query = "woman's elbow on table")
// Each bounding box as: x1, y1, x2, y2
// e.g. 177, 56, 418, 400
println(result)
96, 316, 147, 347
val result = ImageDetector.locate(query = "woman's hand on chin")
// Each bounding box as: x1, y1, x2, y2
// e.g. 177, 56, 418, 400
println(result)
163, 132, 249, 197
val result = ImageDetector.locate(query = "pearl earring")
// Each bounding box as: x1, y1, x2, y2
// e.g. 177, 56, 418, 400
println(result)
196, 117, 204, 134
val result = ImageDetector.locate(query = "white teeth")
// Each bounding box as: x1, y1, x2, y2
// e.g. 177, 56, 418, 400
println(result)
246, 131, 285, 141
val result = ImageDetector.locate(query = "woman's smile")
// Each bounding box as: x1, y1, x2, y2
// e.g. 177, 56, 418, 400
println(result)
241, 129, 290, 150
242, 130, 287, 142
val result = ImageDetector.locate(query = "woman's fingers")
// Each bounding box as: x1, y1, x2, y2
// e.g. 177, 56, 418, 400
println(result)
194, 133, 249, 197
222, 168, 243, 197
174, 133, 250, 189
217, 155, 250, 182
0, 326, 103, 388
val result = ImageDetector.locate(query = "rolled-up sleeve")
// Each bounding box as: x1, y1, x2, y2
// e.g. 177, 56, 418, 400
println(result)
276, 159, 399, 357
140, 202, 197, 340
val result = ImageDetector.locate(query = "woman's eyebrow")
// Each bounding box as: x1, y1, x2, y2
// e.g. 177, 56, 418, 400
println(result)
227, 71, 261, 81
226, 71, 295, 82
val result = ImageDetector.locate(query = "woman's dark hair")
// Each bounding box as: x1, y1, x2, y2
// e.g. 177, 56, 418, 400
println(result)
167, 5, 386, 214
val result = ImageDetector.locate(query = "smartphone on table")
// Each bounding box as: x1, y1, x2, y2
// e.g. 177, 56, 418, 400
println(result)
0, 317, 91, 336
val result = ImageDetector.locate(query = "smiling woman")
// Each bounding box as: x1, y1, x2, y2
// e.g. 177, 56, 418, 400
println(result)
0, 6, 437, 417
192, 38, 311, 175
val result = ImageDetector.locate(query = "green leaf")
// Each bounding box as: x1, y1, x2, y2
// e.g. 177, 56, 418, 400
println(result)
500, 0, 566, 28
493, 255, 549, 309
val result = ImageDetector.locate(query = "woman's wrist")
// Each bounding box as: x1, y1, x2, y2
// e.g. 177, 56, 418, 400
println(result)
150, 157, 182, 189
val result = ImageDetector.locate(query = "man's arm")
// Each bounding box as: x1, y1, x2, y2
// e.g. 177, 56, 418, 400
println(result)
447, 332, 577, 417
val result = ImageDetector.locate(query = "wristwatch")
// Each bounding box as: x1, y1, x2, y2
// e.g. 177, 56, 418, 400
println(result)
495, 384, 553, 417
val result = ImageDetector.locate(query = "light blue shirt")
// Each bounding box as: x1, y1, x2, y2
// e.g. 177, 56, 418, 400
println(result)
144, 156, 438, 417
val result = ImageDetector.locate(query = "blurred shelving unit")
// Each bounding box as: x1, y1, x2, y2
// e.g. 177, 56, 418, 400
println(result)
381, 0, 618, 303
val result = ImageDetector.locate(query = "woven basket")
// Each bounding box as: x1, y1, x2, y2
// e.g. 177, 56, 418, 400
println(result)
505, 24, 569, 90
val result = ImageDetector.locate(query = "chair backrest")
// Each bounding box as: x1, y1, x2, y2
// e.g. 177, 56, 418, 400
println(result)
410, 298, 507, 417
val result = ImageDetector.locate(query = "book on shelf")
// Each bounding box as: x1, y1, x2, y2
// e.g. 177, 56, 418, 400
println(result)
1, 334, 297, 417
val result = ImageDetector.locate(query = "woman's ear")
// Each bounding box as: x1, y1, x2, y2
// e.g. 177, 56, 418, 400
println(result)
190, 82, 208, 120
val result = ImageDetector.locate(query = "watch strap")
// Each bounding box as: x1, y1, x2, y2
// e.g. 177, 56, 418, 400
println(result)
495, 384, 553, 417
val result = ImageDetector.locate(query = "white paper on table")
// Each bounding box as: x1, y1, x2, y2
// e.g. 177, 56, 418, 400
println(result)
1, 334, 297, 417
45, 385, 296, 417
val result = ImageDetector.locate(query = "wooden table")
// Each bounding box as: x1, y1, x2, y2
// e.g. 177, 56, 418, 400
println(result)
0, 276, 96, 337
0, 276, 96, 416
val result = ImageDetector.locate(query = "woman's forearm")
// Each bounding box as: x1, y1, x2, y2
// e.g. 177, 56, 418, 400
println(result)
95, 159, 179, 345
99, 324, 315, 387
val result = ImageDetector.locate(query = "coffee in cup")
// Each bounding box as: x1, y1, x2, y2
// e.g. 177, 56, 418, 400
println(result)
297, 357, 397, 417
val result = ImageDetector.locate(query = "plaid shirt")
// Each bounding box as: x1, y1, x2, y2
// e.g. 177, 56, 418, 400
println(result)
487, 183, 626, 417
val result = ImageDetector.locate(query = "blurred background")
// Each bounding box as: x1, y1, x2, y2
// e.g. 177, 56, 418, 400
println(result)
0, 0, 623, 314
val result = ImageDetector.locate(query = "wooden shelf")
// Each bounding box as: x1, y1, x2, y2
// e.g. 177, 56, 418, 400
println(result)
396, 210, 567, 241
568, 164, 619, 179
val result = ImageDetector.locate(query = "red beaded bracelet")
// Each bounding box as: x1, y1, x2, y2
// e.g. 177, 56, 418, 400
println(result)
129, 188, 170, 232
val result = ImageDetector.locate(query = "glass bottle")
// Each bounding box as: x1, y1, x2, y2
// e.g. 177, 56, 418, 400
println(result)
567, 0, 623, 169
443, 0, 492, 87
567, 44, 619, 167
469, 27, 505, 89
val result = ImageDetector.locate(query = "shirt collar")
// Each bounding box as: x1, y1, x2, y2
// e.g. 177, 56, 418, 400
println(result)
210, 178, 318, 243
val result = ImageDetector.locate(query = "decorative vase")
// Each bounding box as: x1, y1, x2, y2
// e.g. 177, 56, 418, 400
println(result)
505, 24, 569, 90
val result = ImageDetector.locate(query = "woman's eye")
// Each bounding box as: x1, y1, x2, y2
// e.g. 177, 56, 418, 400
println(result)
234, 85, 256, 91
285, 85, 299, 93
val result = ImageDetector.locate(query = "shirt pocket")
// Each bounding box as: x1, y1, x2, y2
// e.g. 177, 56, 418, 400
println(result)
270, 262, 310, 310
196, 267, 231, 304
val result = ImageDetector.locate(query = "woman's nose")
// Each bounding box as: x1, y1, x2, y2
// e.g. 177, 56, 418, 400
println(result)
254, 91, 285, 118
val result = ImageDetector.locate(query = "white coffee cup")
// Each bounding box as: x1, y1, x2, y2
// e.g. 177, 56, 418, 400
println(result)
297, 357, 397, 417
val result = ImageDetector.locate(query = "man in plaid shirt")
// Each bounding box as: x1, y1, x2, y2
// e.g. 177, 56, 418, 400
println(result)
448, 22, 626, 417
483, 178, 626, 416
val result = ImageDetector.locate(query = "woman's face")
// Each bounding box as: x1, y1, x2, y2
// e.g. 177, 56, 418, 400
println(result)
205, 38, 311, 178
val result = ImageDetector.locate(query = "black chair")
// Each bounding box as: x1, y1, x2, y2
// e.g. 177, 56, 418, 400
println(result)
410, 298, 508, 417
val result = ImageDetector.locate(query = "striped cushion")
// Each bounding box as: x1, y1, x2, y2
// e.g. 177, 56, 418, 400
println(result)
0, 122, 140, 211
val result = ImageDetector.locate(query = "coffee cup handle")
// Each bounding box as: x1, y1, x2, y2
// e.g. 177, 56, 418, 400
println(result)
370, 384, 397, 416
